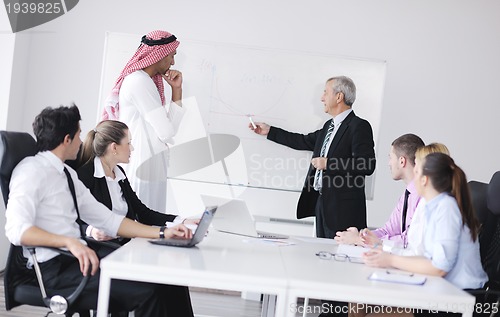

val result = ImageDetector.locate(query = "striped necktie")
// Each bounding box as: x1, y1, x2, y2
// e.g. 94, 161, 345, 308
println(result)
313, 120, 335, 191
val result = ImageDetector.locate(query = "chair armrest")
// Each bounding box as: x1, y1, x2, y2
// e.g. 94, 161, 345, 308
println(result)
26, 247, 91, 314
24, 238, 120, 314
84, 237, 121, 251
467, 288, 500, 296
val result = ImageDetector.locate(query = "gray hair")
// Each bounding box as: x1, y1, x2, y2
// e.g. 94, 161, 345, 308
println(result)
327, 76, 356, 106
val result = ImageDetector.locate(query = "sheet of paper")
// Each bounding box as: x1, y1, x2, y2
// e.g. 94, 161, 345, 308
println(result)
242, 238, 297, 247
292, 237, 337, 245
336, 244, 370, 258
368, 269, 427, 285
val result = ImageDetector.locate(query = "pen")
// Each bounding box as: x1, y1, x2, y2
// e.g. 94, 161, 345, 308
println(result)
386, 270, 414, 277
248, 116, 257, 129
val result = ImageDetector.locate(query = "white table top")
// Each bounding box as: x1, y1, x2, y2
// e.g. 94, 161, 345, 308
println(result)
100, 231, 288, 293
98, 231, 475, 317
281, 237, 475, 317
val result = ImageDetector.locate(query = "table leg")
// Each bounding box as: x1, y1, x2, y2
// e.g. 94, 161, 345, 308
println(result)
285, 292, 297, 317
275, 291, 289, 317
96, 272, 111, 317
262, 294, 276, 317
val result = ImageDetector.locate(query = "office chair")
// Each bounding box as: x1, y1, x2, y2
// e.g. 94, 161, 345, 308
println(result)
0, 131, 94, 316
469, 180, 491, 225
467, 173, 500, 317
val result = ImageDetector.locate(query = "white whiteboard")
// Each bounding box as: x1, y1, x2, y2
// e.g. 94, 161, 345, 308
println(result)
98, 32, 386, 200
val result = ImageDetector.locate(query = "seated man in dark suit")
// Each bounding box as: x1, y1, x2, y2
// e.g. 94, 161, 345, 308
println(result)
5, 104, 192, 316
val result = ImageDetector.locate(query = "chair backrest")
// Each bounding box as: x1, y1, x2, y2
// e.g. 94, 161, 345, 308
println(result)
468, 179, 496, 276
483, 171, 500, 286
0, 131, 38, 310
0, 131, 37, 206
469, 180, 490, 225
487, 172, 500, 216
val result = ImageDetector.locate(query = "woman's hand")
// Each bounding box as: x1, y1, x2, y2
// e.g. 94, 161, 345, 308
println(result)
183, 218, 200, 226
165, 224, 193, 239
90, 226, 114, 241
359, 228, 382, 247
334, 227, 362, 245
363, 248, 392, 268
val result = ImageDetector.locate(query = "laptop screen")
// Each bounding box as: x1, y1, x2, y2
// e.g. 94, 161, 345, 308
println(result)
149, 206, 217, 247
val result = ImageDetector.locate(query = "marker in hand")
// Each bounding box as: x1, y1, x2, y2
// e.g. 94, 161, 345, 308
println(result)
248, 116, 257, 129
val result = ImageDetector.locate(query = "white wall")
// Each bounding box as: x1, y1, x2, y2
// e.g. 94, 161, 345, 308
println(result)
0, 8, 14, 270
0, 8, 15, 130
3, 0, 500, 231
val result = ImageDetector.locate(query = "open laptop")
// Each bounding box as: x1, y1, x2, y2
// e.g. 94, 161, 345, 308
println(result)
200, 195, 288, 239
149, 206, 217, 247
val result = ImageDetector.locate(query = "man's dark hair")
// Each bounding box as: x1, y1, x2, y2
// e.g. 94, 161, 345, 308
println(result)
391, 133, 424, 167
32, 104, 81, 152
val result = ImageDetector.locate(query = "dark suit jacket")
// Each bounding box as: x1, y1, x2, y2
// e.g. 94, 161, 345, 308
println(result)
267, 111, 376, 233
77, 160, 176, 244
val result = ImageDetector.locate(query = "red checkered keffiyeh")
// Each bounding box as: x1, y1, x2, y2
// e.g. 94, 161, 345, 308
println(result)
101, 30, 180, 120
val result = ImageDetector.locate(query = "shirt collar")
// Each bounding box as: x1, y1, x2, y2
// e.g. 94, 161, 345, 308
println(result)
332, 108, 352, 126
406, 180, 418, 195
425, 192, 448, 209
39, 151, 66, 174
94, 156, 126, 181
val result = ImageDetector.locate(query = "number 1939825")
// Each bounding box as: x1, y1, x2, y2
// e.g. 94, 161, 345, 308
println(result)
5, 2, 62, 14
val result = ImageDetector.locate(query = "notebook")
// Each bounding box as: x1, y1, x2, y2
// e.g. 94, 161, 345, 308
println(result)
200, 195, 289, 239
148, 206, 217, 247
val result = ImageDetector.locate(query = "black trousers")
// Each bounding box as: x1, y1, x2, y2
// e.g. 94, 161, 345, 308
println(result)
315, 196, 348, 317
315, 195, 337, 239
39, 247, 194, 316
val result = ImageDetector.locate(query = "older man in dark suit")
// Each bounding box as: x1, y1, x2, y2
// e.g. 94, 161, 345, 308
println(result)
252, 76, 376, 316
251, 76, 376, 239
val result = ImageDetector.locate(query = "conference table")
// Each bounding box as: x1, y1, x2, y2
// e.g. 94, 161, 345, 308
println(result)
96, 231, 475, 317
95, 230, 289, 317
281, 237, 476, 317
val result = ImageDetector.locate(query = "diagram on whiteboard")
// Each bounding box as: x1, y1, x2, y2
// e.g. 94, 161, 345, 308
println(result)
98, 33, 386, 202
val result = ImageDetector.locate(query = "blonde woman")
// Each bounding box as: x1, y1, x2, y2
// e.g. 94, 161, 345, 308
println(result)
77, 120, 197, 317
349, 150, 487, 317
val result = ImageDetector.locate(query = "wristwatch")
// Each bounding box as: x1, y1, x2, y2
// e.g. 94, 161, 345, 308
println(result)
159, 226, 166, 239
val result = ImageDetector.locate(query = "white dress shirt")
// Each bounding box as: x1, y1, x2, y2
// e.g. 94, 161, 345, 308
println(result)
94, 156, 128, 217
313, 108, 352, 191
5, 151, 124, 265
87, 157, 183, 236
119, 69, 186, 211
422, 193, 487, 289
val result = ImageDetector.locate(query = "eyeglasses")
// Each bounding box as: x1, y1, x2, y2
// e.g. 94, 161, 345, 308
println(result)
315, 251, 364, 264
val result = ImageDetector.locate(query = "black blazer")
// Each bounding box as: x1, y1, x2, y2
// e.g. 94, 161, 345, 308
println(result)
77, 160, 176, 244
267, 111, 376, 233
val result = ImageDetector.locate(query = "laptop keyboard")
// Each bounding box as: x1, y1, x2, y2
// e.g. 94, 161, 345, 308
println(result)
257, 232, 289, 239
